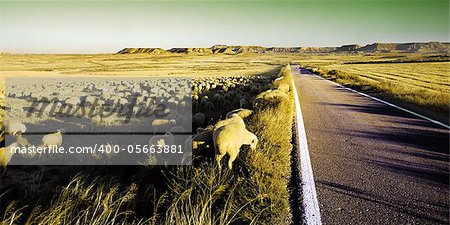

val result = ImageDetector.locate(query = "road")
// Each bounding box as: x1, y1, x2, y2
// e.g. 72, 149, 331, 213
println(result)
292, 66, 449, 224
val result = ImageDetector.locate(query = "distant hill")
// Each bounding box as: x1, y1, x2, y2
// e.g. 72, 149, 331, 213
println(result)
335, 44, 362, 52
168, 48, 213, 54
117, 42, 449, 54
348, 42, 449, 53
117, 48, 167, 54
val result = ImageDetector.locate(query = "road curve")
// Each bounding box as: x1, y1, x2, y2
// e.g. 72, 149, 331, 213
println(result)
292, 66, 449, 225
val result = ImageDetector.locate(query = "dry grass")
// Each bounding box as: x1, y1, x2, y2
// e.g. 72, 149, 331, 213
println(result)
304, 61, 450, 121
151, 65, 294, 224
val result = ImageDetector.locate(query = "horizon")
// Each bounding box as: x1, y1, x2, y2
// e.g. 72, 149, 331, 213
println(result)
1, 41, 448, 54
0, 0, 448, 54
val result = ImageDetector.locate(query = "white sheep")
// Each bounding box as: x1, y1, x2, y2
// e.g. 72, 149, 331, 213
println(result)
226, 108, 254, 119
16, 135, 30, 148
213, 119, 258, 170
101, 115, 116, 125
16, 135, 36, 159
5, 120, 26, 136
214, 114, 245, 130
41, 129, 63, 147
65, 97, 81, 106
118, 98, 129, 106
91, 115, 102, 126
85, 96, 97, 105
0, 142, 20, 176
152, 119, 176, 127
149, 132, 174, 146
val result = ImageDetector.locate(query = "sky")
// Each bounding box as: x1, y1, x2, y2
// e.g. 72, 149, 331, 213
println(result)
0, 0, 448, 53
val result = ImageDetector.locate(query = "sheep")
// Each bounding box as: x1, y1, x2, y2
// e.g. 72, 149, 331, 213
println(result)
6, 120, 26, 136
65, 97, 81, 106
84, 96, 97, 105
274, 75, 291, 92
149, 136, 165, 146
250, 84, 261, 94
162, 132, 175, 146
91, 114, 102, 126
223, 99, 232, 109
149, 132, 174, 146
169, 126, 185, 133
213, 93, 222, 102
101, 115, 116, 126
41, 129, 63, 147
16, 135, 30, 147
226, 108, 254, 119
214, 114, 245, 130
213, 120, 258, 170
0, 142, 20, 176
178, 100, 188, 108
15, 135, 35, 159
192, 128, 214, 150
206, 102, 215, 112
192, 101, 199, 112
118, 98, 129, 106
239, 98, 249, 108
151, 119, 176, 133
175, 115, 188, 126
193, 112, 205, 127
152, 119, 176, 127
200, 98, 208, 111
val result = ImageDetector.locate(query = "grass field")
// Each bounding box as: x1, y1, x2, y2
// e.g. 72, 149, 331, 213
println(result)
302, 59, 450, 123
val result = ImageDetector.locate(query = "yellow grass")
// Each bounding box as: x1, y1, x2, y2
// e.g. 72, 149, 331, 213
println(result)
304, 61, 450, 119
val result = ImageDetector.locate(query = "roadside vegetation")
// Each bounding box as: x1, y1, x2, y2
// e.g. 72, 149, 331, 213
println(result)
304, 61, 450, 122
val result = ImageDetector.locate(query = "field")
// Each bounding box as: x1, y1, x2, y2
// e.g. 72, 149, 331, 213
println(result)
0, 52, 448, 224
0, 53, 295, 224
301, 57, 450, 123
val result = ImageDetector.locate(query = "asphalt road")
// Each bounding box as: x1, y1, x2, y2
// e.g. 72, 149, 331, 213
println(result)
292, 66, 449, 225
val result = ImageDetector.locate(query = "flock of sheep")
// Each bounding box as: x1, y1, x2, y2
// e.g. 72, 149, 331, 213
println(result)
1, 71, 290, 170
7, 78, 191, 129
191, 75, 271, 128
190, 72, 290, 169
1, 78, 193, 168
0, 121, 63, 175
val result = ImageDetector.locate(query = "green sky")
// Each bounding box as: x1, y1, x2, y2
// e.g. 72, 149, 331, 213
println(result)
0, 0, 448, 53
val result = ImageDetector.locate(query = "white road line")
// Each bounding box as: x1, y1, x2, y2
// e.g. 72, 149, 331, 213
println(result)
292, 78, 322, 225
303, 69, 450, 130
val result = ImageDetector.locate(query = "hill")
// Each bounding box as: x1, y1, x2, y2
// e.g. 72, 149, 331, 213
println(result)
117, 42, 450, 54
349, 42, 449, 53
117, 48, 167, 54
